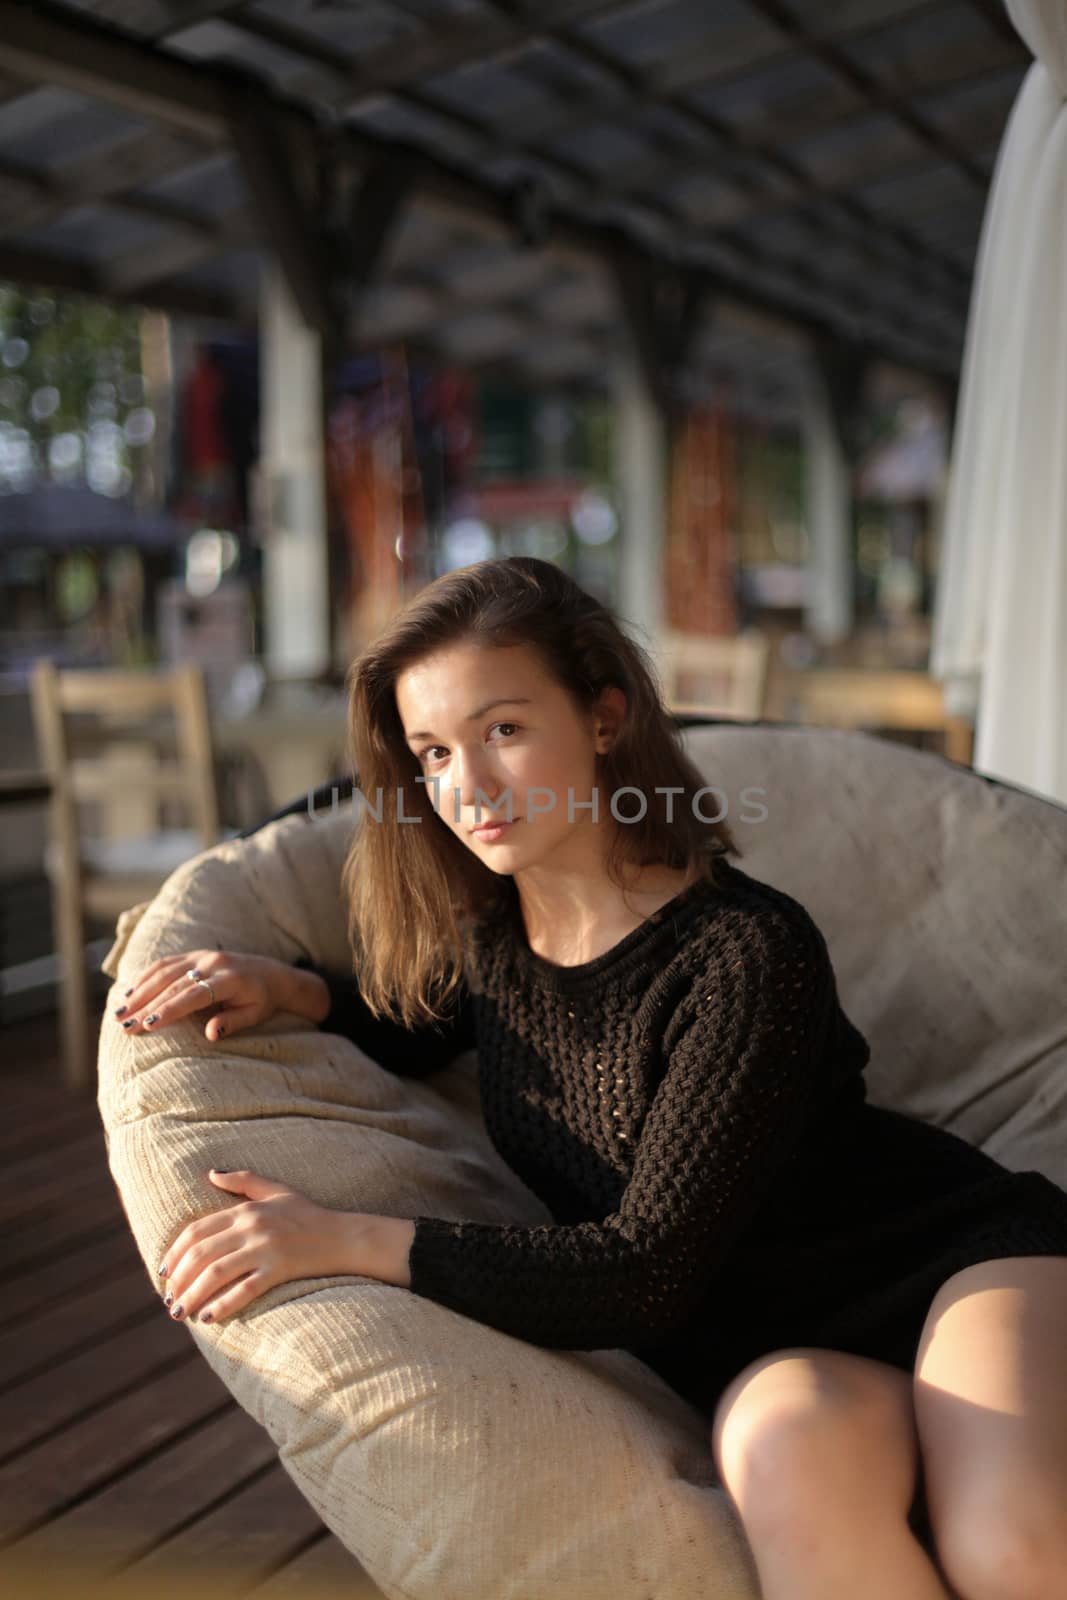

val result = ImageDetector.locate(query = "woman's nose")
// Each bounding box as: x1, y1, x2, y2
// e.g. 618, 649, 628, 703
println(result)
454, 752, 505, 812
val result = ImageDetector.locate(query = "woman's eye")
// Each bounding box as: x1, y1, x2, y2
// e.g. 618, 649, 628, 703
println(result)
420, 724, 518, 765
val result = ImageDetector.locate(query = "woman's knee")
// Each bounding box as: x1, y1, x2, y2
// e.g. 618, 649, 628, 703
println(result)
711, 1347, 919, 1520
933, 1485, 1067, 1600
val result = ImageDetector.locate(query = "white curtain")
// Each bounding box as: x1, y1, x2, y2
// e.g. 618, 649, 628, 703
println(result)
930, 0, 1067, 805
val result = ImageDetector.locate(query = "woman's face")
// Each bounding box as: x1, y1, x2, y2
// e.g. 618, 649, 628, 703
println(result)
394, 640, 623, 876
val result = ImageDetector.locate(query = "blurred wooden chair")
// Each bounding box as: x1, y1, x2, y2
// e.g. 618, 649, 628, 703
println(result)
658, 627, 771, 720
30, 661, 224, 1090
790, 668, 974, 767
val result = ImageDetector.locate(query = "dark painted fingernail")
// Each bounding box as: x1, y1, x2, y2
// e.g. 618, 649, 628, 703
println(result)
171, 1303, 184, 1319
201, 1311, 214, 1324
164, 1290, 173, 1306
144, 1014, 159, 1026
157, 1262, 168, 1278
115, 1005, 127, 1017
124, 987, 134, 997
122, 1019, 135, 1029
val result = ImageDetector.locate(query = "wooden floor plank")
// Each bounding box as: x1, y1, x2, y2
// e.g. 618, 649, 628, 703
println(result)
0, 1317, 193, 1462
0, 1353, 235, 1540
0, 1101, 101, 1162
0, 1226, 139, 1326
10, 1404, 276, 1578
0, 1011, 388, 1599
126, 1460, 326, 1590
0, 1128, 108, 1198
250, 1530, 384, 1598
0, 1262, 165, 1389
0, 1547, 381, 1600
0, 1186, 124, 1278
0, 1160, 116, 1229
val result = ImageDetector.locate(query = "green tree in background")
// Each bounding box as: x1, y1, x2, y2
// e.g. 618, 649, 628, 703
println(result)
0, 282, 151, 497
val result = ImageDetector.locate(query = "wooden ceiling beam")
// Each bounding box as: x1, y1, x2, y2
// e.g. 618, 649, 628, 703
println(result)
225, 76, 339, 343
743, 0, 994, 190
608, 251, 710, 416
471, 0, 975, 296
0, 0, 227, 139
0, 130, 211, 238
313, 0, 629, 103
0, 238, 239, 320
501, 52, 1022, 232
103, 205, 257, 293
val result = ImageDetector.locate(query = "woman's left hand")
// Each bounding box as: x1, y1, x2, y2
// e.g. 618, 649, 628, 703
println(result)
158, 1168, 368, 1325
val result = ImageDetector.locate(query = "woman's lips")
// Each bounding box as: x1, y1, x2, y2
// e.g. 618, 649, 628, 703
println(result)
470, 817, 522, 840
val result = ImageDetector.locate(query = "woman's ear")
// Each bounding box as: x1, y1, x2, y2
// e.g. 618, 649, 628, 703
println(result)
592, 685, 627, 752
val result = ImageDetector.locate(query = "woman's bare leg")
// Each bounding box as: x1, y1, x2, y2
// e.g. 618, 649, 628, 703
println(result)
912, 1255, 1067, 1600
711, 1348, 955, 1600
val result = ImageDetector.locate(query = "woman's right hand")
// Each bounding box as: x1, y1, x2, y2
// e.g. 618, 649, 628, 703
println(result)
113, 950, 304, 1043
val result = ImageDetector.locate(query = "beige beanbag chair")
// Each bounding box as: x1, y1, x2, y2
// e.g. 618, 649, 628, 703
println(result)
97, 723, 1067, 1599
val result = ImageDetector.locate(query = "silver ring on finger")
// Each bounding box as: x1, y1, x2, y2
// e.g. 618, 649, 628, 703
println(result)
186, 966, 216, 1004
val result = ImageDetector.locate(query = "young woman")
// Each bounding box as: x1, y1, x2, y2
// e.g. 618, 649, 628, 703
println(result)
120, 557, 1067, 1600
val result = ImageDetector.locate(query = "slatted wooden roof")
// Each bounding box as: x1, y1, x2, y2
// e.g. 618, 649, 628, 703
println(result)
0, 0, 1031, 421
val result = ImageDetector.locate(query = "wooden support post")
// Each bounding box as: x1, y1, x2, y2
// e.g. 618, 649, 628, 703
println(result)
803, 332, 872, 648
258, 261, 331, 680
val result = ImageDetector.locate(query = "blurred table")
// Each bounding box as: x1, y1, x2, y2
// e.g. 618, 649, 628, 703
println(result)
211, 686, 349, 816
785, 668, 974, 767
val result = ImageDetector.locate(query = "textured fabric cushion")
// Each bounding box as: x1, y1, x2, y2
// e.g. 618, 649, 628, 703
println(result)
96, 724, 1067, 1598
686, 724, 1067, 1187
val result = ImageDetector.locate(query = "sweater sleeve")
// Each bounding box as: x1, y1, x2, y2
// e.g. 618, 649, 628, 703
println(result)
293, 958, 477, 1078
405, 902, 849, 1348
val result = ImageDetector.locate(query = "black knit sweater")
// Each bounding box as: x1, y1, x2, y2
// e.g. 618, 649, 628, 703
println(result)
299, 859, 875, 1356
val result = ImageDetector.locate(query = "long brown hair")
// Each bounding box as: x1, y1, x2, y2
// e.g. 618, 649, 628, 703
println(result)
340, 557, 741, 1026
